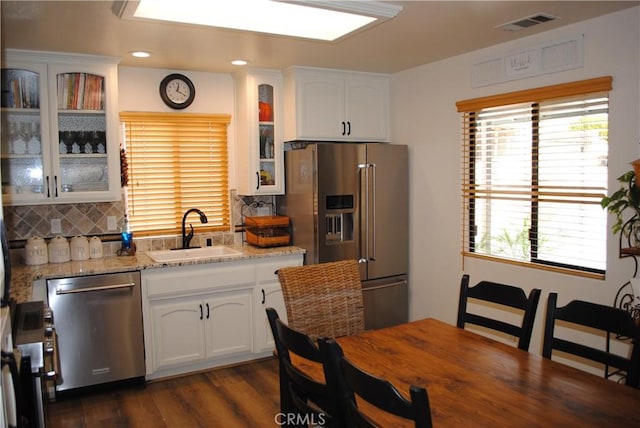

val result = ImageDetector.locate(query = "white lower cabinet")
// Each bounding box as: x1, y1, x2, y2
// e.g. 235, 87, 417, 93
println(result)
142, 253, 302, 380
253, 257, 302, 353
149, 290, 253, 370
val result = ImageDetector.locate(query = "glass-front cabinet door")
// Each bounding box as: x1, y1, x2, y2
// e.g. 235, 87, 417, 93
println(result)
53, 70, 109, 195
258, 83, 276, 188
1, 62, 51, 204
235, 69, 284, 196
1, 50, 120, 205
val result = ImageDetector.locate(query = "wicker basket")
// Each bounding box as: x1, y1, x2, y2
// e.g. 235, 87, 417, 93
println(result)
244, 215, 291, 247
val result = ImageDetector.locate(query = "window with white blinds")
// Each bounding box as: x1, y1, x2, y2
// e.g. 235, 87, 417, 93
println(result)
456, 77, 611, 277
120, 112, 231, 237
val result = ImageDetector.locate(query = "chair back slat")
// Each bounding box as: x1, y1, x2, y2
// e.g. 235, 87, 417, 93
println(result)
457, 274, 542, 351
542, 293, 640, 388
320, 338, 433, 428
266, 308, 338, 425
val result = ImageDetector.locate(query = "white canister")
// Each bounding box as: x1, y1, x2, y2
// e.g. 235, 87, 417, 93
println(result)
70, 236, 90, 261
48, 236, 70, 263
24, 236, 48, 265
89, 236, 103, 259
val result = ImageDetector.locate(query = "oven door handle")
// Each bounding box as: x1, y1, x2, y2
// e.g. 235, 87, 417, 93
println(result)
43, 329, 59, 383
55, 282, 136, 295
1, 350, 20, 418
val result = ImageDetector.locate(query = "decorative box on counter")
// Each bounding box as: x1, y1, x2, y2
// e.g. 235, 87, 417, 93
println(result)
244, 215, 291, 247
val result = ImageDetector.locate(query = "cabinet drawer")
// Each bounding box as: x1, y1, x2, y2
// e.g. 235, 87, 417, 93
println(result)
144, 262, 256, 298
256, 255, 303, 283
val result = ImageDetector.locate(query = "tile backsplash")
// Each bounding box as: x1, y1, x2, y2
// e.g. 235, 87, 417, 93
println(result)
4, 201, 125, 241
3, 190, 275, 246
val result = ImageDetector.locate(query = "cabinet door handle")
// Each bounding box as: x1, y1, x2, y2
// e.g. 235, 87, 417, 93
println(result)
206, 303, 210, 319
54, 175, 58, 197
347, 121, 351, 136
199, 304, 203, 320
256, 171, 260, 190
261, 289, 266, 304
46, 176, 50, 198
341, 121, 346, 136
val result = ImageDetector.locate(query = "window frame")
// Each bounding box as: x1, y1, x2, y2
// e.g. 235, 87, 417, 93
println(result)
456, 77, 612, 279
119, 112, 232, 237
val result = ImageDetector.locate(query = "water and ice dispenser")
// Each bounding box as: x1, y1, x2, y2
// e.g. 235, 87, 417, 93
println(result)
325, 195, 354, 243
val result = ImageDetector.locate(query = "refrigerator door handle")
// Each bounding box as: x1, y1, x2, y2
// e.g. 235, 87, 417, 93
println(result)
358, 162, 376, 262
370, 162, 376, 262
358, 163, 369, 263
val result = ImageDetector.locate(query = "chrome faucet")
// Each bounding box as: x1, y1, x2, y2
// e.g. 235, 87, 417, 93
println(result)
181, 208, 208, 249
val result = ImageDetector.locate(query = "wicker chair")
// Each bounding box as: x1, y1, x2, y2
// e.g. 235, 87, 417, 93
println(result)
277, 260, 365, 339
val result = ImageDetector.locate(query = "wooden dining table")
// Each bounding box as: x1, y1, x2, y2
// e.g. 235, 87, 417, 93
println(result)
293, 318, 640, 427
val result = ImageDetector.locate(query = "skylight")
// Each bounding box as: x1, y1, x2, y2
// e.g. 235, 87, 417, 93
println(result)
115, 0, 402, 41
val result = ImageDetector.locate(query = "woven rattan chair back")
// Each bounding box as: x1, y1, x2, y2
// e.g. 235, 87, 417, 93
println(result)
277, 260, 365, 339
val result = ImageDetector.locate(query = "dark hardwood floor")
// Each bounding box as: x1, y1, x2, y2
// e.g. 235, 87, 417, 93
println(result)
46, 357, 281, 427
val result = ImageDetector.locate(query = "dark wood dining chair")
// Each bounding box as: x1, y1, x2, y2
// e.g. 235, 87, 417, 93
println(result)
542, 293, 640, 387
319, 338, 433, 428
266, 307, 338, 426
456, 274, 542, 351
276, 260, 365, 340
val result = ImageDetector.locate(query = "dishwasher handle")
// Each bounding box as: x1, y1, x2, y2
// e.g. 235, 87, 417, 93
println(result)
55, 282, 136, 295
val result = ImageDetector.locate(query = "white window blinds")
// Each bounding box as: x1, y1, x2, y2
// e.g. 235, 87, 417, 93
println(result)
120, 112, 231, 237
457, 77, 611, 277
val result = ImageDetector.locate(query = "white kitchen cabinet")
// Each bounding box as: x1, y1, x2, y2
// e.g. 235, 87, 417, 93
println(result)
284, 66, 390, 142
141, 253, 303, 380
235, 69, 284, 195
149, 289, 253, 370
0, 49, 120, 205
253, 255, 302, 353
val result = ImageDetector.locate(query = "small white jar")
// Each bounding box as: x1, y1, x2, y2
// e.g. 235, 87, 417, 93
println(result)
48, 236, 70, 263
25, 236, 48, 265
89, 236, 103, 259
70, 236, 90, 261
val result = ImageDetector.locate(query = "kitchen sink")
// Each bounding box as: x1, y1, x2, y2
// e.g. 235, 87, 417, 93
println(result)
146, 246, 242, 263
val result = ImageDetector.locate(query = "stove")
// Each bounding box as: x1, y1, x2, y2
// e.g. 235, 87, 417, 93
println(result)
12, 300, 57, 427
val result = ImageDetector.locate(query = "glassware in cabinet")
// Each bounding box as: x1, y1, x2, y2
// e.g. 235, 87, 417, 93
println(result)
1, 65, 50, 202
1, 51, 120, 204
55, 72, 109, 193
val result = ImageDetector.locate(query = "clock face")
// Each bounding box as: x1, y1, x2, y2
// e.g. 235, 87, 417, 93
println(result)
160, 74, 195, 109
166, 79, 191, 103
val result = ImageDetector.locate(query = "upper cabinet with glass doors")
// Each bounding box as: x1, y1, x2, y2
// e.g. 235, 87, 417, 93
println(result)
1, 50, 120, 205
235, 69, 284, 196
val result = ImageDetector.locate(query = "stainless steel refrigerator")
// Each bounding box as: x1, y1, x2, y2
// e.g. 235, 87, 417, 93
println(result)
277, 142, 408, 330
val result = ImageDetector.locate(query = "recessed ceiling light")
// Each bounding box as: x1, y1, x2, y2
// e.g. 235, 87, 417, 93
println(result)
114, 0, 402, 42
130, 51, 151, 58
231, 59, 249, 66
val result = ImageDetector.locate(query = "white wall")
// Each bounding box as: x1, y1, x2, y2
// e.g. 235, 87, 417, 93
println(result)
391, 7, 640, 356
117, 67, 238, 189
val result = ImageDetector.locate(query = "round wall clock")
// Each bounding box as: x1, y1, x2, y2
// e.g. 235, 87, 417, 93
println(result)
159, 73, 195, 109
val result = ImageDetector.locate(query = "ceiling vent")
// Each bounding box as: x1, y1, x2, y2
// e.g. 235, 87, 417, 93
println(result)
495, 13, 559, 32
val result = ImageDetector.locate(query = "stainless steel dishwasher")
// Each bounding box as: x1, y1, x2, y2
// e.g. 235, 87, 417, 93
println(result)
46, 271, 145, 392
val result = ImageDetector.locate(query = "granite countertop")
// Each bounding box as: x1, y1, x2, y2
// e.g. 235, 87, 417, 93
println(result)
10, 243, 305, 304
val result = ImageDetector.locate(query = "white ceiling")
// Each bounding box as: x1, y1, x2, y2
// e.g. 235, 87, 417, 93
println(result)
1, 1, 638, 74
